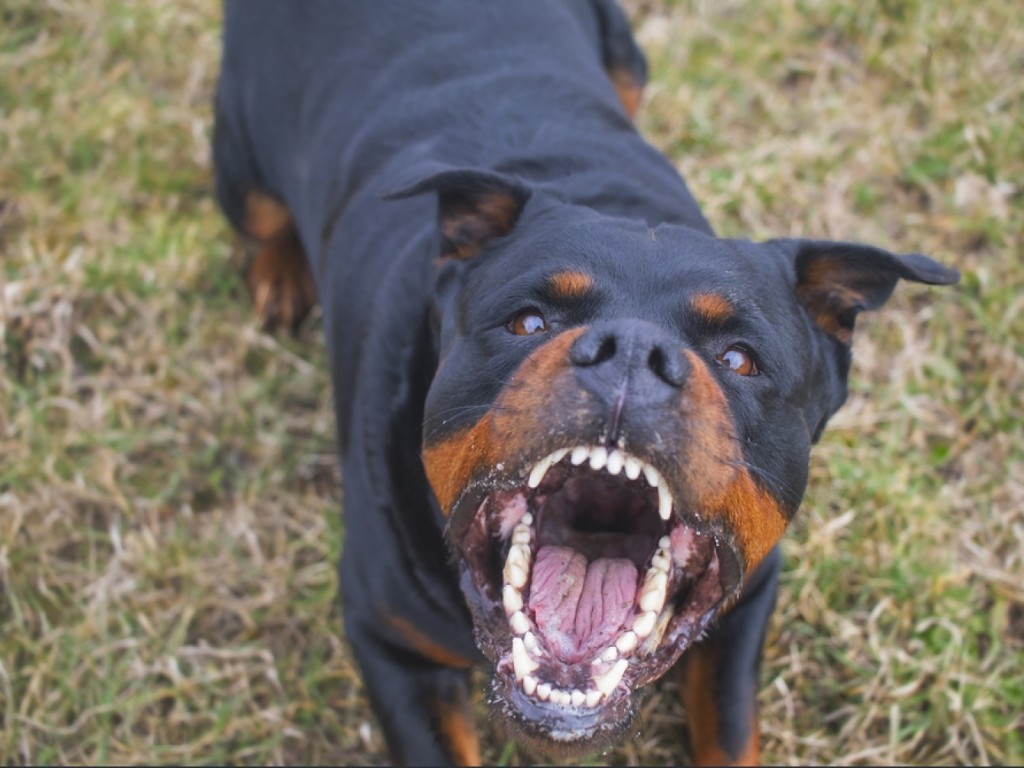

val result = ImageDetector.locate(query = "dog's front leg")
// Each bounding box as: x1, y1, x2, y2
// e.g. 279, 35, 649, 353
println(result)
344, 605, 480, 767
679, 546, 782, 766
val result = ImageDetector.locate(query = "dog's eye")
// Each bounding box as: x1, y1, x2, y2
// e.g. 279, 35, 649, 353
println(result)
717, 345, 758, 375
508, 310, 547, 336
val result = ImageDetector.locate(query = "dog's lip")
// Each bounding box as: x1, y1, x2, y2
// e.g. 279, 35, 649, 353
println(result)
490, 671, 636, 748
450, 446, 684, 532
445, 444, 745, 603
445, 445, 744, 744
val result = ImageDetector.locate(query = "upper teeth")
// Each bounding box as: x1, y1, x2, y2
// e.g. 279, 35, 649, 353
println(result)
527, 448, 568, 489
527, 446, 674, 522
624, 456, 641, 480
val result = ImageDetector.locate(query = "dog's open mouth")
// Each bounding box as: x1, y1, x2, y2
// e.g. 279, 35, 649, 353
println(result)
450, 445, 743, 745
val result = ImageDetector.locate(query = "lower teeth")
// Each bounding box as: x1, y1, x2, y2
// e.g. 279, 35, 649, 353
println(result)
503, 517, 679, 708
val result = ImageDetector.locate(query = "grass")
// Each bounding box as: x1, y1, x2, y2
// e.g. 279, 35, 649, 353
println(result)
1, 0, 1021, 764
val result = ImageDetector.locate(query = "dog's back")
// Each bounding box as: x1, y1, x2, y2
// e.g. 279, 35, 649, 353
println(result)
215, 1, 707, 264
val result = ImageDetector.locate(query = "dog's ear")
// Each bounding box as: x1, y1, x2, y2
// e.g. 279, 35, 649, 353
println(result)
384, 170, 531, 260
772, 239, 959, 344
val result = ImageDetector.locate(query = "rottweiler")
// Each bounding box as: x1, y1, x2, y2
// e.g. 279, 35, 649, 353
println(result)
213, 1, 958, 764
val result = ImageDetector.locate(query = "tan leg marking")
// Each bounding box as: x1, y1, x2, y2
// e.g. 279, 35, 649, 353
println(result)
242, 191, 317, 331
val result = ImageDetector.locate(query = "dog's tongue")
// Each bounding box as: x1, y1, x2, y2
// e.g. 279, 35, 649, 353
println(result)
528, 545, 638, 663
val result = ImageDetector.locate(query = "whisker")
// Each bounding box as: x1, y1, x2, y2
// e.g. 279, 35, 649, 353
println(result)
422, 403, 516, 441
724, 456, 804, 502
678, 422, 804, 502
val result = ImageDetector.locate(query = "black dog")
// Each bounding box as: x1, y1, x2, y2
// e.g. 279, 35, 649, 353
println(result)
213, 2, 957, 764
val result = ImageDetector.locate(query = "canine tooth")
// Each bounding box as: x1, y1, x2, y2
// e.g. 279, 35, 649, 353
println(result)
589, 446, 608, 470
510, 611, 530, 635
624, 456, 641, 480
536, 682, 551, 701
606, 449, 624, 475
523, 675, 537, 696
585, 689, 603, 707
593, 658, 628, 696
657, 485, 673, 521
551, 448, 568, 464
633, 610, 657, 638
513, 637, 539, 680
503, 585, 523, 614
615, 631, 638, 654
642, 463, 660, 488
570, 446, 589, 465
528, 456, 554, 489
571, 689, 586, 708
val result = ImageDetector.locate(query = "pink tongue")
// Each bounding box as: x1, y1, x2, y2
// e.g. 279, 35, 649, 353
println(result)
528, 545, 638, 663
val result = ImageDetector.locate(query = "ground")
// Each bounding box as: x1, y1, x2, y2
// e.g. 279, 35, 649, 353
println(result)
0, 1, 1021, 764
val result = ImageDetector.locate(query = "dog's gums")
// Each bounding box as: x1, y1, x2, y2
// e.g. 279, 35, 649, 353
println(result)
450, 446, 741, 742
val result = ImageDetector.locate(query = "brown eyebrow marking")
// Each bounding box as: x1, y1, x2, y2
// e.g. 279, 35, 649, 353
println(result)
547, 270, 593, 299
690, 292, 735, 323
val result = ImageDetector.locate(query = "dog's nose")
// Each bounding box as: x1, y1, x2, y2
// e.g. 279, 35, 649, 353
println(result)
570, 319, 689, 393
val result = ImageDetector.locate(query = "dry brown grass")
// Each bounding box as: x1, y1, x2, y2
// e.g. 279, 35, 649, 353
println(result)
1, 0, 1021, 764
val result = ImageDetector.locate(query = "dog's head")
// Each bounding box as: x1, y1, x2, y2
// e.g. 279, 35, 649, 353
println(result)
389, 169, 957, 754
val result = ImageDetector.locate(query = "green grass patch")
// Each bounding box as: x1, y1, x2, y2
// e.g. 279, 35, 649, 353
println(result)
1, 0, 1021, 764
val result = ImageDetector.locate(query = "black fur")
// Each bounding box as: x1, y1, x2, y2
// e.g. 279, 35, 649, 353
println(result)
213, 2, 957, 764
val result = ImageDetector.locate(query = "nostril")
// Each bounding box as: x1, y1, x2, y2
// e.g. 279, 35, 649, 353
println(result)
571, 323, 688, 388
648, 344, 687, 387
594, 336, 616, 365
571, 330, 617, 367
648, 347, 666, 378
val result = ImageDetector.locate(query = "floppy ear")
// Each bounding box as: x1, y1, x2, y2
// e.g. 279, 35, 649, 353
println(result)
384, 169, 531, 260
772, 239, 960, 344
